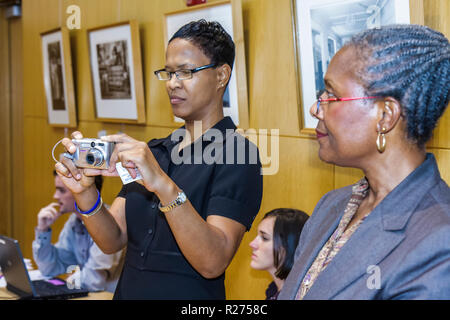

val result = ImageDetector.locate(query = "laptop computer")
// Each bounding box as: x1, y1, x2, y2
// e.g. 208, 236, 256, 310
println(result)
0, 235, 89, 299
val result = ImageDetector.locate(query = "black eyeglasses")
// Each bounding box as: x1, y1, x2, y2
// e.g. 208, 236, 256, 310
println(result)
154, 63, 216, 81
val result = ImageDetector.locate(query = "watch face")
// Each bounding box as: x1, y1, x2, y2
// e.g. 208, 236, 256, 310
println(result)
179, 192, 187, 202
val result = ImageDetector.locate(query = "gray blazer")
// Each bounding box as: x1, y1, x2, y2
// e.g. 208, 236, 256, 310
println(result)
279, 154, 450, 300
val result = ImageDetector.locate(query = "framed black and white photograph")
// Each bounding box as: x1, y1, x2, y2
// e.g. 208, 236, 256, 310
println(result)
41, 28, 77, 127
88, 21, 146, 123
292, 0, 411, 131
164, 0, 249, 128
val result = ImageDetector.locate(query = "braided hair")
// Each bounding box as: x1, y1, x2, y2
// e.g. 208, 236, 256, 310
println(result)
346, 24, 450, 147
169, 19, 235, 70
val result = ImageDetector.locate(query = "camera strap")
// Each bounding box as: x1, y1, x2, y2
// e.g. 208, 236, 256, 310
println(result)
51, 139, 73, 163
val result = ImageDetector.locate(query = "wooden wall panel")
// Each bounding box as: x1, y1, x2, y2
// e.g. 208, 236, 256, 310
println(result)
22, 0, 61, 119
0, 8, 12, 237
10, 17, 25, 243
0, 10, 24, 241
431, 148, 450, 185
243, 0, 300, 136
18, 0, 450, 300
425, 0, 450, 149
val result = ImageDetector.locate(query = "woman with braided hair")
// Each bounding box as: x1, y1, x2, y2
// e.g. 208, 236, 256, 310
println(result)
279, 24, 450, 300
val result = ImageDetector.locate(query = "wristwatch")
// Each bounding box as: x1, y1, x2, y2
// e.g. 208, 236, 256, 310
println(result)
158, 191, 187, 213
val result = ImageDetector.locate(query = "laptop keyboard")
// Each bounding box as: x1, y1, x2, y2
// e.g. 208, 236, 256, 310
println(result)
32, 279, 88, 299
34, 280, 67, 296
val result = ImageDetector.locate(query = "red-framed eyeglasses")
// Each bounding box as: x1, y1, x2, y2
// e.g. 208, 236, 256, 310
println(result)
315, 90, 380, 114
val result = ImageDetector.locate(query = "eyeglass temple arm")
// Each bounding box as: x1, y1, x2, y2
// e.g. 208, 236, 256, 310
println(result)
339, 96, 379, 101
191, 63, 216, 73
315, 96, 379, 113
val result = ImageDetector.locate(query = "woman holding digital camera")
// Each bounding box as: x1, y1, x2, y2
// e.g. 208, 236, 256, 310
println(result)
55, 20, 263, 299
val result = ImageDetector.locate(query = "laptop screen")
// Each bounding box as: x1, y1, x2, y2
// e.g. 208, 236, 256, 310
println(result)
0, 235, 35, 297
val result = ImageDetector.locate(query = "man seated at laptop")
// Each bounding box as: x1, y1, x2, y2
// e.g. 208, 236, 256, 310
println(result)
32, 171, 123, 292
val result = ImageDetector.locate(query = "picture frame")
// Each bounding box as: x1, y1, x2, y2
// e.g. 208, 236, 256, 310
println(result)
87, 21, 146, 124
40, 28, 77, 127
291, 0, 412, 133
164, 0, 249, 128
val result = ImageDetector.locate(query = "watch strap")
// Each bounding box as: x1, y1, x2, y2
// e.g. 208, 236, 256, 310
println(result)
158, 191, 187, 213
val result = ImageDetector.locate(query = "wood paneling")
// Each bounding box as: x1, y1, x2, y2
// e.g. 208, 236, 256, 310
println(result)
0, 10, 24, 241
432, 148, 450, 184
425, 0, 450, 149
0, 8, 12, 237
10, 17, 25, 243
244, 0, 300, 136
16, 0, 450, 300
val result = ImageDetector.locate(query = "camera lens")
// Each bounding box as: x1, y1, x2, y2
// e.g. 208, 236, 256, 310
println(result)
86, 154, 95, 165
86, 149, 104, 167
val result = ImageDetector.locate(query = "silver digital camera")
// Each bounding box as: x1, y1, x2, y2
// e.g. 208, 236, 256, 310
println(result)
69, 138, 115, 169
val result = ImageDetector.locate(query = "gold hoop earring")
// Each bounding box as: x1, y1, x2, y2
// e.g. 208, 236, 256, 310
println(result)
376, 127, 386, 153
